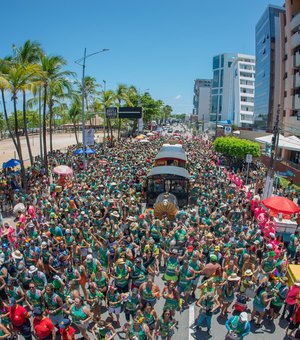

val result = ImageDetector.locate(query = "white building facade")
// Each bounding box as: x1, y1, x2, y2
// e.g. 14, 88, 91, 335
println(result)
230, 54, 256, 127
193, 79, 212, 124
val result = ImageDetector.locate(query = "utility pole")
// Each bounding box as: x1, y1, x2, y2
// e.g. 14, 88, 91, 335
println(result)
263, 105, 280, 199
103, 80, 106, 143
81, 48, 87, 170
38, 87, 43, 160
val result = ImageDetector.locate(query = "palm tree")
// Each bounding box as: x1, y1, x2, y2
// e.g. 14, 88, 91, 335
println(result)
1, 63, 42, 189
0, 58, 18, 153
100, 89, 115, 143
68, 95, 81, 144
12, 40, 42, 165
115, 84, 128, 140
38, 54, 74, 172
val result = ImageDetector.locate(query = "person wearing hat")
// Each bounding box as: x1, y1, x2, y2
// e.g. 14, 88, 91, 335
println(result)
220, 273, 240, 317
259, 251, 276, 284
200, 254, 221, 283
281, 278, 300, 322
28, 265, 48, 291
239, 270, 256, 298
130, 257, 148, 289
195, 292, 220, 335
111, 258, 130, 294
33, 307, 55, 340
124, 287, 141, 322
178, 259, 195, 305
8, 297, 32, 340
105, 285, 122, 326
59, 318, 76, 340
225, 312, 250, 339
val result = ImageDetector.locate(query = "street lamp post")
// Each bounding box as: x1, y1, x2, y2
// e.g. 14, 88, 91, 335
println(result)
103, 80, 106, 143
75, 48, 109, 169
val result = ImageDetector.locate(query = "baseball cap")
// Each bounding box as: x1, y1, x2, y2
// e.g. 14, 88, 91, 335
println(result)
239, 312, 248, 322
59, 319, 71, 329
8, 297, 16, 307
210, 254, 218, 262
33, 307, 43, 316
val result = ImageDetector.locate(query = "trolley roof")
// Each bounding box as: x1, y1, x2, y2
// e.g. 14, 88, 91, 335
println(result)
147, 166, 190, 179
155, 145, 187, 161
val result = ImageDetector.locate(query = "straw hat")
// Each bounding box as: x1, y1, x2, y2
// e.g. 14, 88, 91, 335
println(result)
228, 273, 241, 281
111, 211, 120, 218
115, 258, 125, 265
12, 250, 23, 260
244, 269, 253, 276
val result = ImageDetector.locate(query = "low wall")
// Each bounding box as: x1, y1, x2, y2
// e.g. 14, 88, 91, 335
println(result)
261, 154, 300, 186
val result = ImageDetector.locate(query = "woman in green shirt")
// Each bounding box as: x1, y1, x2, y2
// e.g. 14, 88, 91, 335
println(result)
155, 309, 177, 340
67, 297, 92, 340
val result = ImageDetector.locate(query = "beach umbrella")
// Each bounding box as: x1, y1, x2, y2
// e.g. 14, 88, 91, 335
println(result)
139, 139, 150, 143
135, 134, 146, 140
74, 148, 83, 155
13, 203, 25, 215
85, 148, 95, 154
146, 132, 155, 136
53, 165, 73, 176
3, 159, 20, 168
262, 196, 300, 215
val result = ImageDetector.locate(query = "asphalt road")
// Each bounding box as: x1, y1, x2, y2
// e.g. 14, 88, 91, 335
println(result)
17, 125, 289, 339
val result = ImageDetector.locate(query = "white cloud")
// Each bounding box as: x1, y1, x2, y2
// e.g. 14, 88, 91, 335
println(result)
175, 94, 182, 100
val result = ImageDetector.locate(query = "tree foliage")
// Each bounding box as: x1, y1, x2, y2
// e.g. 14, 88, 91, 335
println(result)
213, 136, 261, 159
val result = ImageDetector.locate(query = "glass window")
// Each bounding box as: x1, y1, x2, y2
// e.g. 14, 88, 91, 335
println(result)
220, 70, 224, 87
221, 54, 224, 68
219, 95, 222, 113
213, 70, 219, 88
213, 56, 220, 69
211, 96, 218, 113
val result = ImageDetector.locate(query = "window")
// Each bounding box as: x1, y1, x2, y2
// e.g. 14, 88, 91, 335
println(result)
228, 61, 232, 68
219, 95, 222, 113
221, 55, 224, 68
213, 70, 219, 88
211, 96, 218, 113
213, 56, 220, 69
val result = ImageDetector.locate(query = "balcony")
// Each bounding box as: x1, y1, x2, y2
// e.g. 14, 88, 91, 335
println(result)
291, 32, 300, 49
291, 12, 300, 32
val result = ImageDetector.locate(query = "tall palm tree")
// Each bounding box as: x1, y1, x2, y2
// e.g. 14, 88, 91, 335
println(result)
100, 89, 115, 143
12, 40, 42, 165
38, 54, 73, 172
68, 95, 81, 144
1, 63, 42, 189
0, 58, 18, 153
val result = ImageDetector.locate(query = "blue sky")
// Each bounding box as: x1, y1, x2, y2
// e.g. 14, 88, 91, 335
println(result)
0, 0, 283, 114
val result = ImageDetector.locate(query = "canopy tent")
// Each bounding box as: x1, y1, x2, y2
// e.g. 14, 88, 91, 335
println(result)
3, 159, 20, 168
255, 134, 300, 152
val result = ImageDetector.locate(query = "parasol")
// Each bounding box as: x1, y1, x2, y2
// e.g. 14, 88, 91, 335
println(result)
74, 149, 83, 155
262, 196, 300, 214
146, 132, 155, 136
53, 165, 73, 176
13, 203, 25, 215
135, 134, 146, 140
85, 147, 95, 154
3, 159, 21, 168
139, 139, 150, 143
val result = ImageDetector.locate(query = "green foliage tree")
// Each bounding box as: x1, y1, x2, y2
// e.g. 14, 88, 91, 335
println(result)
213, 136, 261, 159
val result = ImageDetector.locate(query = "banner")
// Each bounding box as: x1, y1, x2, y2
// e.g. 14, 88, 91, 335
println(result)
85, 129, 95, 146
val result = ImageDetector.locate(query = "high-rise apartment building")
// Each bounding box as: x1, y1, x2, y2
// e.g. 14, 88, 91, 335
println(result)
282, 0, 300, 137
210, 53, 236, 122
254, 5, 285, 131
230, 54, 256, 127
193, 79, 212, 124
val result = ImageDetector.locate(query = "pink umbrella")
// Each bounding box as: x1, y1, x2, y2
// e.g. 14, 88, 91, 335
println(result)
53, 165, 73, 176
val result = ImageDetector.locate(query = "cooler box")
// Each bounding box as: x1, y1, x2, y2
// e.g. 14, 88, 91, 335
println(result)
287, 264, 300, 287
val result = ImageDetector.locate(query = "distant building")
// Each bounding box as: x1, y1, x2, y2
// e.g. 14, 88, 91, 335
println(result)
210, 53, 236, 123
193, 79, 212, 124
254, 5, 285, 131
282, 0, 300, 138
230, 54, 256, 127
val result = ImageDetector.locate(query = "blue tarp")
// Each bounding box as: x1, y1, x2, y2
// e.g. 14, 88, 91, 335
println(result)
2, 159, 21, 168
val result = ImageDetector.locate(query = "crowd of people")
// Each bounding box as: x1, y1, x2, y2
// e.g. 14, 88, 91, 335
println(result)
0, 130, 299, 340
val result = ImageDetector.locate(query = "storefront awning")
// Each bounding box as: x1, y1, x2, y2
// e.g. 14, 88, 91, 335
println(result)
255, 134, 300, 152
